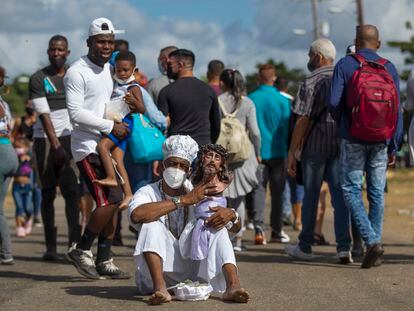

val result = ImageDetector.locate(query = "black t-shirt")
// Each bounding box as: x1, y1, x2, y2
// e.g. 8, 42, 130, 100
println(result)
158, 77, 221, 145
29, 66, 67, 111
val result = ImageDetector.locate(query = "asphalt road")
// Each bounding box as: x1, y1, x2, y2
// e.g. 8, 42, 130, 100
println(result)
1, 195, 413, 311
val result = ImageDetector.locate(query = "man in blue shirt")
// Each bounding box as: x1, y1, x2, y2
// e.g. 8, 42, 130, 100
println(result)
248, 64, 291, 244
329, 25, 403, 269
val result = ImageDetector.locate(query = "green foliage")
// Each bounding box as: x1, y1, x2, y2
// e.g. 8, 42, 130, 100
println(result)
387, 21, 414, 81
1, 75, 30, 116
245, 59, 306, 95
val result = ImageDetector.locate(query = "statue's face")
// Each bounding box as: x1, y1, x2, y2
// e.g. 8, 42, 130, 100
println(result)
202, 150, 223, 176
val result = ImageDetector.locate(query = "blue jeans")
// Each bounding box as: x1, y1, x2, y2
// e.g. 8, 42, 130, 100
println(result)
298, 150, 351, 253
282, 176, 304, 218
13, 183, 33, 219
340, 139, 388, 246
0, 143, 19, 260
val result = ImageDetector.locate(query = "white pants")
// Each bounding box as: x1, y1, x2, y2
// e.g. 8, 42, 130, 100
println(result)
133, 220, 236, 295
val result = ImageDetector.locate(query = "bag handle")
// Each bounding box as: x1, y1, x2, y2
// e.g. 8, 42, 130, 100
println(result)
353, 54, 388, 68
218, 97, 239, 117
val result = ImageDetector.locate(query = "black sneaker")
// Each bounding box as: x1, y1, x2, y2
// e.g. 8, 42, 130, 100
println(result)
96, 259, 131, 279
112, 238, 124, 247
67, 247, 100, 279
361, 244, 384, 269
42, 250, 59, 261
373, 255, 384, 267
351, 245, 365, 258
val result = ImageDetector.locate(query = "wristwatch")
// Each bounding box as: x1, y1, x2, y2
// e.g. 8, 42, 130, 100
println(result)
225, 208, 239, 230
225, 221, 234, 230
172, 196, 183, 209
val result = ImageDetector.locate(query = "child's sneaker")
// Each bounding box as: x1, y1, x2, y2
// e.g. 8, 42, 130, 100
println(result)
16, 226, 26, 238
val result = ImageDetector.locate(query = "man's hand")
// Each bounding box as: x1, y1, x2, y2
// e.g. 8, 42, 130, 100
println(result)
287, 152, 297, 177
111, 122, 130, 140
205, 207, 236, 230
53, 144, 67, 166
181, 182, 218, 206
388, 154, 396, 166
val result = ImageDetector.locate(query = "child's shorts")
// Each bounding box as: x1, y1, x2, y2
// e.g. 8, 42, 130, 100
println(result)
106, 113, 133, 152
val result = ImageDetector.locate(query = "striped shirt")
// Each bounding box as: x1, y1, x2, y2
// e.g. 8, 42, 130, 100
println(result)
293, 65, 339, 158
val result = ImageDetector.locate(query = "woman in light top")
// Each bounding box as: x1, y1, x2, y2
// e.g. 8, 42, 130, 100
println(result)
0, 66, 19, 264
218, 69, 261, 251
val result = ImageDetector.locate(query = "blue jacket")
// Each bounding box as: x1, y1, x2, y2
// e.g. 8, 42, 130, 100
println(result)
329, 48, 403, 154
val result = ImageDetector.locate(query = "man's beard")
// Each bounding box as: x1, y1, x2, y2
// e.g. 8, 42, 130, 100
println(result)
49, 57, 66, 69
166, 66, 178, 80
203, 163, 218, 179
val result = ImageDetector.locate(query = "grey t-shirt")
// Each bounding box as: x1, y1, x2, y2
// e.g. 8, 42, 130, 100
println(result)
146, 75, 171, 107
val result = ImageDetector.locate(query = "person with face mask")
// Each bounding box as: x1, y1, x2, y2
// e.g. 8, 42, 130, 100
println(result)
128, 135, 249, 305
146, 46, 178, 107
29, 35, 82, 261
158, 49, 221, 147
285, 38, 352, 264
93, 50, 146, 211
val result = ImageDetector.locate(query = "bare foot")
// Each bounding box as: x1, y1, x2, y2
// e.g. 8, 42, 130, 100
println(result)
293, 222, 302, 231
148, 289, 172, 305
119, 195, 133, 210
92, 178, 118, 187
223, 287, 249, 303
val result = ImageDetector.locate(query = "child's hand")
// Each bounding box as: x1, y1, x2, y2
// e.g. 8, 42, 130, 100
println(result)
124, 87, 146, 114
124, 92, 142, 112
21, 155, 31, 162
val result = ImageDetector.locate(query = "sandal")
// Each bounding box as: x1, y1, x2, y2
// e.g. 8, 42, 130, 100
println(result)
313, 232, 330, 246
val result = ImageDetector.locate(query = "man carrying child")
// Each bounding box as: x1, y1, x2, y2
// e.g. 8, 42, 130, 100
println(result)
65, 17, 130, 279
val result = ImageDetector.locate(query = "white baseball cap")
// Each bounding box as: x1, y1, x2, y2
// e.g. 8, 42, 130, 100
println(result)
88, 17, 125, 37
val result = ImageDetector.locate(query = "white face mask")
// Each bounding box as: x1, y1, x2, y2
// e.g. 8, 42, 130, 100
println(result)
113, 73, 136, 85
163, 167, 186, 189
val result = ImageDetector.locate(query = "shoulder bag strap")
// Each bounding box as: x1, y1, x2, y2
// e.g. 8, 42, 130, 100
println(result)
218, 97, 230, 116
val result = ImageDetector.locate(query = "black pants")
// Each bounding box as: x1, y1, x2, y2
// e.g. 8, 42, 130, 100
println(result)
34, 136, 81, 250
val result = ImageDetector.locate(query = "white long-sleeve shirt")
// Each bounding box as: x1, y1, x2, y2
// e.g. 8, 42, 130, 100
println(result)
64, 56, 114, 162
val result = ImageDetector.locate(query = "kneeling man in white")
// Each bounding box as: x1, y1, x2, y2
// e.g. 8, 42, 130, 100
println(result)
128, 135, 249, 305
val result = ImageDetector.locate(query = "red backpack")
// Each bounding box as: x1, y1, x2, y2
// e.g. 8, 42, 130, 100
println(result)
346, 54, 398, 141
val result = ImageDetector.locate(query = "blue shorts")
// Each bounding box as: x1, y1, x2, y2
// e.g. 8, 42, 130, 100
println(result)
107, 114, 133, 152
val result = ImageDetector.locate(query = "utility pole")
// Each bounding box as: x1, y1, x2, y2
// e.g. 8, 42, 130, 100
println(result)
356, 0, 364, 25
311, 0, 320, 40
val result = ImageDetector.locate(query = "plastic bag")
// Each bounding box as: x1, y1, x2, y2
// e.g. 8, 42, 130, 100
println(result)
170, 281, 213, 301
105, 97, 130, 122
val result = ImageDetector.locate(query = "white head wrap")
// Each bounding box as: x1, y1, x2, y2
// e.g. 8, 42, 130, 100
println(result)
162, 135, 199, 164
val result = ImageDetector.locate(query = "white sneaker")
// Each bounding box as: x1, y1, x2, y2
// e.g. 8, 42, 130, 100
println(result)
285, 244, 313, 260
337, 251, 354, 264
246, 222, 254, 231
280, 230, 290, 243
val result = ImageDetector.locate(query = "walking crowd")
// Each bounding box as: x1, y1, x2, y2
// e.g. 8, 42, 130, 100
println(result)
0, 17, 410, 305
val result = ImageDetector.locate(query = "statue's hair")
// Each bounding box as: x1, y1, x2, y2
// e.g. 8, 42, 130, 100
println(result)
192, 144, 232, 185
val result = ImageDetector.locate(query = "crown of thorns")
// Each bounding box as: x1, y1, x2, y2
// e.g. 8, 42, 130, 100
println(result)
198, 143, 228, 160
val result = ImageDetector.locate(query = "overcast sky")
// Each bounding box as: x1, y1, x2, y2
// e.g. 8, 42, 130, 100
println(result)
1, 0, 414, 80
